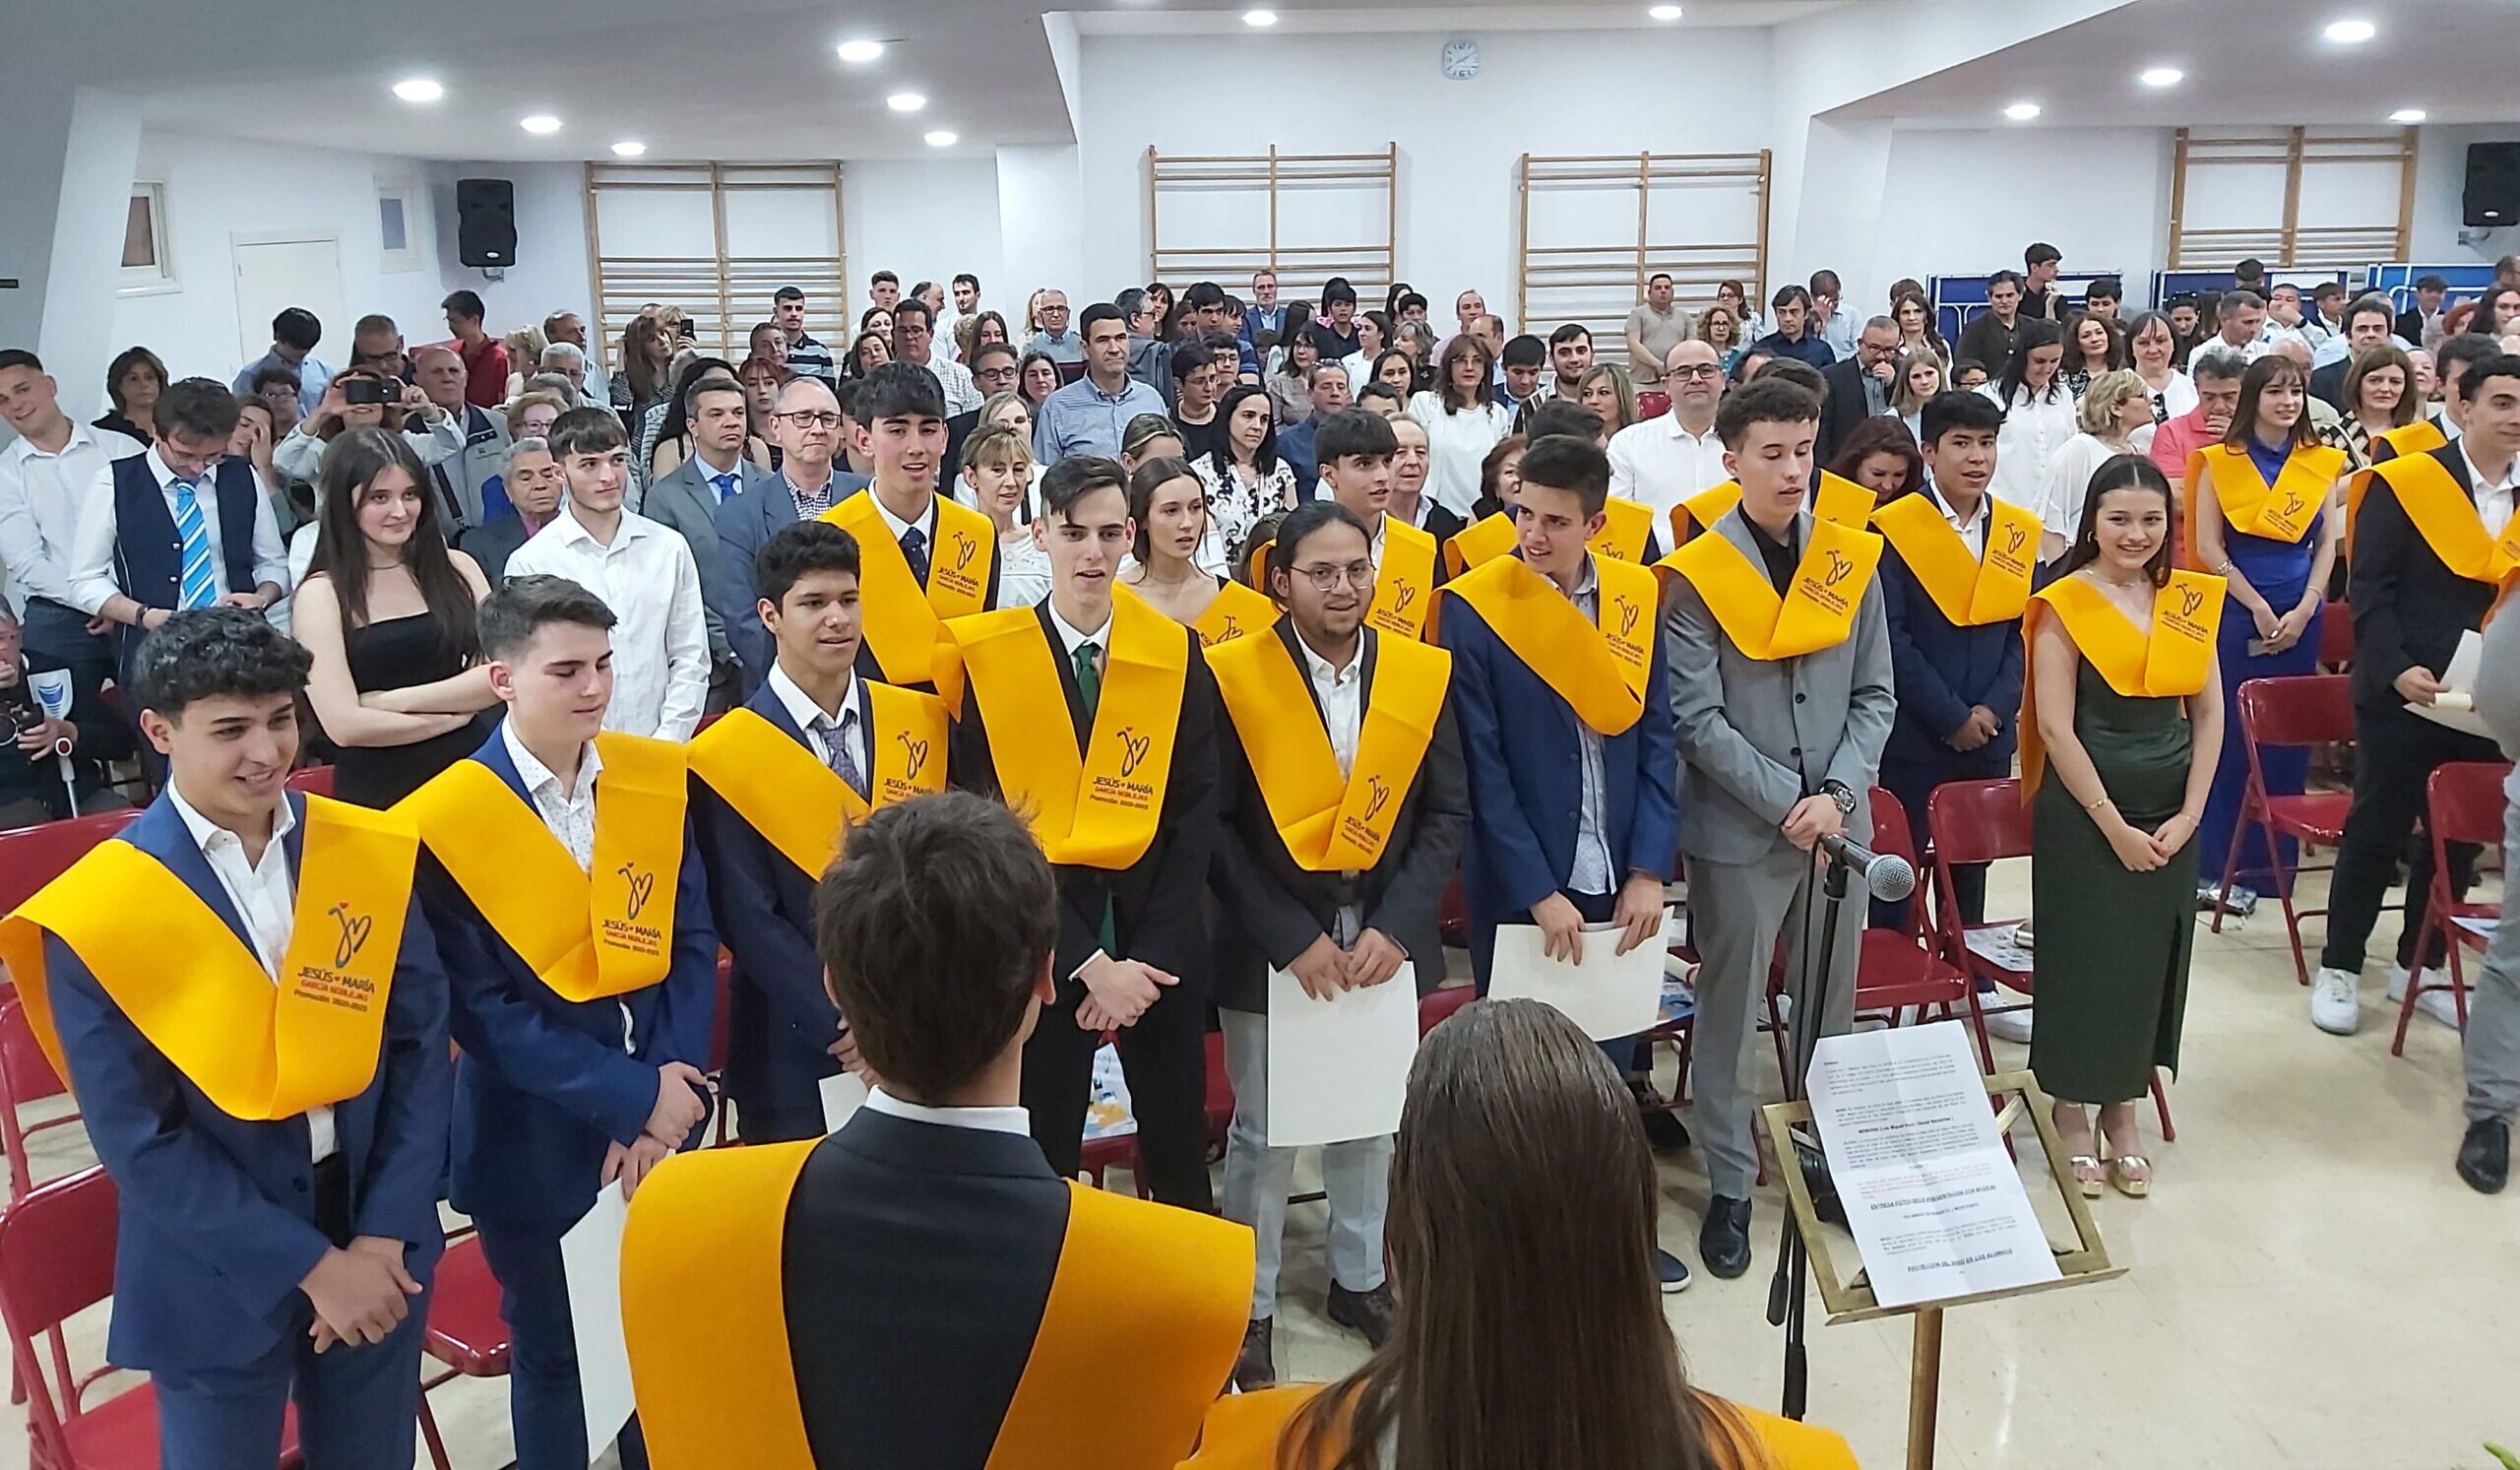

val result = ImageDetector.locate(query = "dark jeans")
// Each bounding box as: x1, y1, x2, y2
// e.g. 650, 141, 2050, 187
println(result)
472, 1214, 650, 1470
2320, 703, 2498, 974
20, 600, 112, 694
1023, 970, 1214, 1211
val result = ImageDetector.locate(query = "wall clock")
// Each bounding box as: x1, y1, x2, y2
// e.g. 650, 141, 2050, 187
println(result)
1442, 38, 1481, 81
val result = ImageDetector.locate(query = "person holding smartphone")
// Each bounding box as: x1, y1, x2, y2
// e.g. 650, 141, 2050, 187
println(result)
273, 366, 464, 490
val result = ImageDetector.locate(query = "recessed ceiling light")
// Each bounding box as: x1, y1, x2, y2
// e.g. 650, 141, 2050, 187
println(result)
520, 114, 562, 135
2390, 107, 2426, 123
2139, 66, 2183, 88
924, 130, 959, 148
392, 78, 443, 103
836, 38, 885, 64
1243, 9, 1278, 26
886, 92, 926, 112
1649, 4, 1684, 19
2003, 101, 2043, 121
2323, 18, 2376, 43
611, 140, 648, 157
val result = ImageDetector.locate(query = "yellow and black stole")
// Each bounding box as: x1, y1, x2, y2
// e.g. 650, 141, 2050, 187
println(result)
1210, 629, 1450, 870
685, 682, 950, 877
822, 490, 995, 685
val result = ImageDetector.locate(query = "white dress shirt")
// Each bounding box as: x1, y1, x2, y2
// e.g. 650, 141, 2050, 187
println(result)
1045, 597, 1113, 671
1296, 631, 1364, 778
863, 1084, 1030, 1136
166, 785, 334, 1161
1559, 555, 1613, 897
69, 446, 290, 617
2462, 444, 2519, 538
768, 662, 868, 780
502, 724, 638, 1050
1606, 413, 1729, 527
505, 502, 709, 739
1928, 479, 1991, 559
1406, 393, 1512, 518
0, 420, 143, 611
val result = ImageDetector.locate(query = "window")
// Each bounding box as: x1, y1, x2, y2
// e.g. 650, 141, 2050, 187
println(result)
377, 181, 421, 273
117, 181, 177, 296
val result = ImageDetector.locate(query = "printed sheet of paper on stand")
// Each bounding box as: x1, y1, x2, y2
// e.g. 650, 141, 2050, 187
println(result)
2411, 630, 2489, 739
559, 1181, 637, 1464
821, 1071, 870, 1133
1267, 965, 1418, 1146
1804, 1022, 2062, 1310
1487, 921, 1663, 1040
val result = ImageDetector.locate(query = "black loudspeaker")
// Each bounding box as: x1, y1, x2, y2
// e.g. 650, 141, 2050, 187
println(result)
2463, 143, 2520, 228
456, 177, 517, 267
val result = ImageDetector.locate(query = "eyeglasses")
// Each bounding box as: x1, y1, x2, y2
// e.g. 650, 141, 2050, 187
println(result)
1669, 363, 1723, 380
1293, 561, 1378, 592
778, 411, 843, 429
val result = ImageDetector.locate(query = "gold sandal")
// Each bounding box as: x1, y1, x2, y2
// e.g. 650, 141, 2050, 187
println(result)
2108, 1155, 2151, 1198
2070, 1154, 2106, 1198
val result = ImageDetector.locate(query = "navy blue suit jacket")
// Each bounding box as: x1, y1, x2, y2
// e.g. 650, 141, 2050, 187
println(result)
47, 791, 451, 1372
715, 470, 872, 690
1878, 543, 2024, 768
421, 727, 717, 1224
1439, 564, 1680, 922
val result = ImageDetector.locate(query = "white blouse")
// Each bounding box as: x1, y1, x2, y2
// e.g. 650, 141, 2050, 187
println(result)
1407, 392, 1513, 518
1980, 382, 2079, 512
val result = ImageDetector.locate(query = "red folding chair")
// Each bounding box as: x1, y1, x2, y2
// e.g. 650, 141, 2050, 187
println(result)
1418, 984, 1475, 1035
0, 1168, 302, 1469
0, 1003, 80, 1200
280, 766, 334, 799
1860, 790, 1993, 1072
1077, 1032, 1227, 1199
0, 810, 140, 919
2392, 761, 2513, 1057
1927, 779, 2174, 1140
2315, 600, 2354, 669
415, 1229, 510, 1470
2215, 675, 2356, 986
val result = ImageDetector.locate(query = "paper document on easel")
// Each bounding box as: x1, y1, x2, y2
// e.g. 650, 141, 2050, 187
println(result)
1805, 1022, 2062, 1309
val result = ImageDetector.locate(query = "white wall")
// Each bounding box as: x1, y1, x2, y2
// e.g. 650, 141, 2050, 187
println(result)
1869, 127, 2174, 304
843, 158, 1005, 327
429, 160, 595, 347
2410, 123, 2520, 265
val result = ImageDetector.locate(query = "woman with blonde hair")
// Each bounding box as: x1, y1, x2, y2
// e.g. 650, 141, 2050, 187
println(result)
1576, 363, 1641, 437
958, 423, 1050, 607
499, 323, 549, 400
2037, 367, 2155, 561
1889, 351, 1945, 445
1694, 302, 1745, 373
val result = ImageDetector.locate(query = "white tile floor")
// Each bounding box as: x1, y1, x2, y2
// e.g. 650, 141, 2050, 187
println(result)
2, 859, 2509, 1469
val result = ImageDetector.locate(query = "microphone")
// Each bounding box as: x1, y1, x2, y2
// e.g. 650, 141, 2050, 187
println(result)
1818, 832, 1916, 902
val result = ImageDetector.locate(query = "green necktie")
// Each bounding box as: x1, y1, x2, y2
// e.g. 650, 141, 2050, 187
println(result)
1074, 640, 1117, 958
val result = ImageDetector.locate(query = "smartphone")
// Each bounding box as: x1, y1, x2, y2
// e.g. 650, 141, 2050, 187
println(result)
342, 377, 396, 406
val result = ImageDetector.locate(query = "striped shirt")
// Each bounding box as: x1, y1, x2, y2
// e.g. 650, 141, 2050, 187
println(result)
786, 332, 838, 386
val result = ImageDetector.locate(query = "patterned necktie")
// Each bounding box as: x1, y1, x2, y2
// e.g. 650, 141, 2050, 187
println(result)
1073, 640, 1101, 715
170, 478, 217, 610
813, 709, 868, 801
901, 526, 930, 587
710, 472, 738, 505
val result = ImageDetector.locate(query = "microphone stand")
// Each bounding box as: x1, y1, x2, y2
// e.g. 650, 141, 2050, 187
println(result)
1766, 850, 1853, 1423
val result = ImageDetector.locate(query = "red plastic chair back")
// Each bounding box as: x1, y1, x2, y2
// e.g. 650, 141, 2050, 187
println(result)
2236, 673, 2353, 751
1924, 779, 2031, 869
1418, 985, 1477, 1035
0, 1001, 75, 1198
0, 1167, 115, 1457
2427, 762, 2512, 852
1866, 788, 1925, 931
2316, 601, 2354, 667
282, 766, 335, 799
0, 809, 140, 917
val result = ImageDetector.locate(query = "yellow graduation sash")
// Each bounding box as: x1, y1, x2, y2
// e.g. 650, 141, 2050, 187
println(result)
1190, 579, 1281, 649
401, 732, 687, 1001
1592, 496, 1656, 563
622, 1141, 1253, 1470
0, 797, 415, 1121
1210, 630, 1451, 871
685, 685, 949, 879
1441, 511, 1518, 578
934, 586, 1188, 870
1179, 1384, 1858, 1470
1659, 515, 1883, 661
822, 490, 995, 685
1667, 472, 1873, 547
1439, 554, 1656, 735
1868, 492, 2038, 627
2347, 419, 2448, 545
1365, 517, 1439, 641
2198, 443, 2340, 545
2021, 569, 2225, 798
2368, 451, 2520, 585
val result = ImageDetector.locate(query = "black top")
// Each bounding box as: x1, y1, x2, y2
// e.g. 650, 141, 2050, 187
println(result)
1172, 407, 1227, 467
336, 613, 491, 807
1746, 514, 1801, 594
1956, 313, 2028, 376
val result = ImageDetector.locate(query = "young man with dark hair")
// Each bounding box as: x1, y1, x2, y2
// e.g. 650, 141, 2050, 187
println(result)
1167, 339, 1227, 462
2311, 296, 2401, 408
10, 607, 444, 1464
619, 790, 1252, 1467
940, 456, 1221, 1211
1311, 409, 1443, 640
868, 270, 902, 312
892, 297, 980, 415
440, 288, 507, 409
506, 408, 710, 738
1807, 269, 1858, 361
1546, 322, 1596, 398
774, 286, 837, 386
232, 305, 334, 408
0, 348, 143, 690
2022, 242, 2066, 320
1310, 281, 1362, 361
1958, 270, 2031, 373
689, 521, 950, 1142
948, 272, 982, 344
407, 574, 718, 1469
1661, 375, 1894, 1280
1037, 303, 1168, 466
1750, 286, 1835, 369
821, 362, 1001, 691
1497, 334, 1549, 417
2085, 276, 2124, 321
1209, 499, 1470, 1384
2234, 257, 2269, 298
2400, 275, 2449, 348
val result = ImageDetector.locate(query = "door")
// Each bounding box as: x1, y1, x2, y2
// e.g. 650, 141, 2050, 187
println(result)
231, 233, 346, 370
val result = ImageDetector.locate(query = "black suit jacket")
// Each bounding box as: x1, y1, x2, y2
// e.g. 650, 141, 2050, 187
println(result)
784, 1111, 1069, 1470
2308, 359, 2351, 414
456, 514, 533, 586
949, 606, 1220, 995
1815, 357, 1879, 466
939, 407, 982, 490
2349, 442, 2499, 712
2395, 308, 2426, 346
1209, 623, 1470, 1013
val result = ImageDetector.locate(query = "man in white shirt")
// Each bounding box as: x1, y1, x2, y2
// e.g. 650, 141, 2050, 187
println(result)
894, 300, 979, 415
947, 273, 983, 354
0, 349, 142, 686
1607, 339, 1729, 527
505, 408, 708, 739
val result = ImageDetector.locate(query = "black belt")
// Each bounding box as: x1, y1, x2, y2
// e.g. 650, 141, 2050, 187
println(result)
312, 1151, 353, 1246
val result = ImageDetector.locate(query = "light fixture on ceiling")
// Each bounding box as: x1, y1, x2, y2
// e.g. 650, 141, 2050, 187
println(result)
611, 140, 648, 157
2322, 18, 2376, 43
520, 114, 562, 134
2003, 101, 2042, 121
1648, 4, 1684, 19
887, 92, 926, 112
2138, 66, 2183, 88
924, 130, 959, 148
836, 38, 886, 64
1243, 9, 1279, 26
392, 78, 444, 103
2390, 107, 2426, 123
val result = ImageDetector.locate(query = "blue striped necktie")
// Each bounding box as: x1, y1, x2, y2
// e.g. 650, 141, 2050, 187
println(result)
170, 477, 217, 610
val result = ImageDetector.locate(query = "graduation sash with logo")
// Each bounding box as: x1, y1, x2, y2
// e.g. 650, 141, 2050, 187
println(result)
1190, 579, 1281, 649
1592, 496, 1656, 564
402, 733, 686, 1000
1439, 554, 1657, 734
621, 1140, 1253, 1470
1210, 630, 1451, 871
1177, 1384, 1858, 1470
2346, 419, 2449, 545
934, 587, 1188, 870
2368, 452, 2520, 585
1366, 517, 1439, 641
2199, 442, 2340, 546
2020, 569, 2225, 797
1442, 512, 1518, 578
685, 685, 949, 879
1667, 472, 1873, 547
0, 797, 415, 1121
1659, 515, 1883, 661
1869, 492, 2039, 627
823, 490, 994, 685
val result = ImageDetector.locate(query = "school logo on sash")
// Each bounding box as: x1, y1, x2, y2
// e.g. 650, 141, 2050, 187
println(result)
1116, 726, 1155, 781
896, 730, 932, 782
328, 902, 374, 970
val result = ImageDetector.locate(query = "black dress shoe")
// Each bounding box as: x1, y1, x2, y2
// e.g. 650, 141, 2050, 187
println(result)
1231, 1317, 1276, 1392
1699, 1195, 1753, 1279
2457, 1118, 2509, 1195
1630, 1079, 1692, 1152
1327, 1282, 1396, 1348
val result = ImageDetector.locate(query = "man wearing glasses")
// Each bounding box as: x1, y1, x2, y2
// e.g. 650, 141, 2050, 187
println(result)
717, 377, 864, 692
940, 342, 1023, 486
1607, 340, 1731, 527
1023, 289, 1085, 367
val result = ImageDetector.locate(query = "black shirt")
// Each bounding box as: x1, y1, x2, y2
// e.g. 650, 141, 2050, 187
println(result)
1308, 321, 1361, 361
1746, 515, 1801, 595
1955, 313, 2027, 375
1172, 408, 1228, 467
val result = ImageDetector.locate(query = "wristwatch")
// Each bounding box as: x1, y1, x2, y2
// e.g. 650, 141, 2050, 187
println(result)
1820, 779, 1858, 816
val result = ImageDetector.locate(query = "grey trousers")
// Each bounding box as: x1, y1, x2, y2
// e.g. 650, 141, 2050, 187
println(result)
1686, 843, 1863, 1197
2460, 792, 2520, 1124
1219, 1006, 1392, 1320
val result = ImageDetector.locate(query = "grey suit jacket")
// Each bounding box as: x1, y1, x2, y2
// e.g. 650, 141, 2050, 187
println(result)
456, 514, 532, 586
1663, 505, 1897, 865
433, 405, 511, 531
715, 468, 872, 687
643, 455, 773, 663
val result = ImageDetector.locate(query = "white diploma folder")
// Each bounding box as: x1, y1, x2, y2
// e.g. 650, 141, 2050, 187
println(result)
559, 1181, 637, 1464
1266, 965, 1420, 1147
1487, 921, 1664, 1040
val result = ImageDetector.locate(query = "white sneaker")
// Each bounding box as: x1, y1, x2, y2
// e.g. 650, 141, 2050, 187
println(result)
2385, 965, 2463, 1030
2310, 967, 2362, 1035
1984, 1008, 2034, 1045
